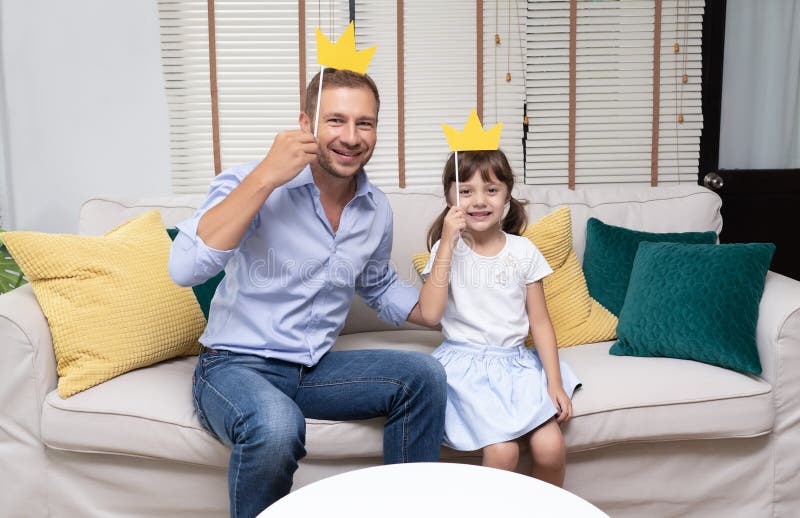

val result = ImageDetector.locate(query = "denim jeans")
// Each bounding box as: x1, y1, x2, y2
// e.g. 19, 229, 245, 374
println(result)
192, 347, 447, 518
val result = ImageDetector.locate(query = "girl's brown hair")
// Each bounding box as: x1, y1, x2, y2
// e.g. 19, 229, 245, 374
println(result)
426, 150, 527, 250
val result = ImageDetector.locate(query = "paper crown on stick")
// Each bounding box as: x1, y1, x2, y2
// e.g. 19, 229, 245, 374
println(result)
441, 110, 503, 152
316, 21, 376, 75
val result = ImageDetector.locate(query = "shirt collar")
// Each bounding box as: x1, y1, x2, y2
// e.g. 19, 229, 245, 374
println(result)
284, 165, 316, 190
286, 165, 376, 208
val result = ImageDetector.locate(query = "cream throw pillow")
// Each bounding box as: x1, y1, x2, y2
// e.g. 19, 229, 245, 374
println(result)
413, 207, 617, 348
3, 210, 205, 397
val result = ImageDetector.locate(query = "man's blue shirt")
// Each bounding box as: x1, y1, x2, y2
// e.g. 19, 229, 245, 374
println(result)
168, 162, 419, 366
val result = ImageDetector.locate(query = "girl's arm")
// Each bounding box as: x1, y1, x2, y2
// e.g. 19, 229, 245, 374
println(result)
417, 207, 465, 326
526, 281, 573, 423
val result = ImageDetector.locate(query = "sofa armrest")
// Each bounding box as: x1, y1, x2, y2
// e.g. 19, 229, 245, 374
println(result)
0, 284, 57, 400
755, 272, 800, 387
755, 271, 800, 516
0, 284, 54, 515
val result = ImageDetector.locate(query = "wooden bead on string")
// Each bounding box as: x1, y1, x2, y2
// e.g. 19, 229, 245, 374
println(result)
677, 114, 684, 123
682, 74, 689, 84
495, 34, 501, 45
674, 42, 680, 53
506, 72, 511, 82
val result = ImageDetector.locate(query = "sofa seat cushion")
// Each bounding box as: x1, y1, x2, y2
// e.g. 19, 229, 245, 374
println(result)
41, 332, 773, 464
40, 331, 441, 467
559, 342, 773, 451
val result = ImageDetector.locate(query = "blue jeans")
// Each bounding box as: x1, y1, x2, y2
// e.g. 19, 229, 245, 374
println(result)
192, 347, 447, 518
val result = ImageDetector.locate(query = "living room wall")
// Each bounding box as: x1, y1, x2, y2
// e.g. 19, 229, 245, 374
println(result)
0, 0, 171, 233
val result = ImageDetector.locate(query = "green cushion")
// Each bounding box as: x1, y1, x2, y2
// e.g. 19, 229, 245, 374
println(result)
610, 242, 775, 374
166, 228, 224, 319
583, 218, 717, 315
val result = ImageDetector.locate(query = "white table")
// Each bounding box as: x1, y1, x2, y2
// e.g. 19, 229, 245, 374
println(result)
260, 462, 608, 517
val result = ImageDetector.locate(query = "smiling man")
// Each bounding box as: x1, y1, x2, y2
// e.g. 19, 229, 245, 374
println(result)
168, 68, 446, 518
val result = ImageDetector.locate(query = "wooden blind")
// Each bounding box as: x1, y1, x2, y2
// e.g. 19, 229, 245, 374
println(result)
355, 1, 526, 187
525, 0, 704, 186
157, 0, 348, 194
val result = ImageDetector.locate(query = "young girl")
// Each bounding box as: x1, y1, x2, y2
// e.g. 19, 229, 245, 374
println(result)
417, 149, 581, 487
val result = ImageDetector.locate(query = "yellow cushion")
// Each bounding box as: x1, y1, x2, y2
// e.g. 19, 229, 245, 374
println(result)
3, 211, 205, 397
412, 207, 617, 348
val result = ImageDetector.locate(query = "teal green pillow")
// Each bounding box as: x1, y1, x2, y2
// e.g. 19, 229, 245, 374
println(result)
583, 218, 717, 316
610, 242, 775, 374
166, 228, 224, 319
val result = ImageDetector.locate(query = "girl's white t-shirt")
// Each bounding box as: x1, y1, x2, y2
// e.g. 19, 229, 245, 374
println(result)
423, 232, 553, 348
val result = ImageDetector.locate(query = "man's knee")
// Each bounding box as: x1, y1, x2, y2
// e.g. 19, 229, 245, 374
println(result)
237, 401, 307, 455
405, 352, 447, 401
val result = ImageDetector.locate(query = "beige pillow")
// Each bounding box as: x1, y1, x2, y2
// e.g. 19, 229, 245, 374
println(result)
3, 211, 205, 397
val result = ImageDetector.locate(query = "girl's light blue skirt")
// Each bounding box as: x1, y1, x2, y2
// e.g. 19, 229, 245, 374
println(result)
432, 340, 582, 452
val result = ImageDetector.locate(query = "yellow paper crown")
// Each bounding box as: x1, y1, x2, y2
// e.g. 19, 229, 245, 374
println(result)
316, 21, 376, 75
441, 110, 503, 151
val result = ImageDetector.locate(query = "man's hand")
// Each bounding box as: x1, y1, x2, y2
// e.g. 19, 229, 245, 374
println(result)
255, 129, 319, 189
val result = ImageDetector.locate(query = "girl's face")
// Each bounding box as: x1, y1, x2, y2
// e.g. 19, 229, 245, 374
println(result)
448, 170, 509, 235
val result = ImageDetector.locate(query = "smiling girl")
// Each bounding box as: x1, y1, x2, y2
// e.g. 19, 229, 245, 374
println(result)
417, 150, 581, 486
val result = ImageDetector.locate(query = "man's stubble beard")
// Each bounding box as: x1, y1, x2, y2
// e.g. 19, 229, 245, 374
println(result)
316, 145, 375, 179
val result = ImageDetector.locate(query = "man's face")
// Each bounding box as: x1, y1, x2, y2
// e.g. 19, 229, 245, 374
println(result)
301, 86, 378, 179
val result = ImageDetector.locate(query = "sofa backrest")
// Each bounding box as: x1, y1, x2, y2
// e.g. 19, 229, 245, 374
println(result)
80, 183, 722, 334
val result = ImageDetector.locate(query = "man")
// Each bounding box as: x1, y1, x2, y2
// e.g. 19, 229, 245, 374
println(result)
168, 68, 447, 517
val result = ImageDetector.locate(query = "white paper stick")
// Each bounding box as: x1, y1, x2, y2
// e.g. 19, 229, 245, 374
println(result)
455, 151, 460, 207
313, 66, 325, 137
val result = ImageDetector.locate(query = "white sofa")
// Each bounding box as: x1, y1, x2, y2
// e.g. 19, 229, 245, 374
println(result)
2, 184, 799, 517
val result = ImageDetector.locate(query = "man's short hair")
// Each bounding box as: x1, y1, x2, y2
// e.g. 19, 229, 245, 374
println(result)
304, 68, 380, 120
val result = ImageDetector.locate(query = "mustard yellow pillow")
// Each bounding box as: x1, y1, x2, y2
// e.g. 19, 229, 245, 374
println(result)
412, 207, 617, 348
3, 211, 205, 397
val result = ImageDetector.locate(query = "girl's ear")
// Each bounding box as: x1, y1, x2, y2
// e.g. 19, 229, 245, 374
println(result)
444, 185, 455, 206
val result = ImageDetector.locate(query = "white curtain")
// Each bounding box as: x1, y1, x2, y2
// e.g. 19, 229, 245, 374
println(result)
719, 0, 800, 169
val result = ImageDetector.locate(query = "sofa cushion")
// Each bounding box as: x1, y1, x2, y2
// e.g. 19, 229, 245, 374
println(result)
582, 218, 718, 316
520, 208, 617, 348
610, 242, 775, 375
559, 341, 773, 451
412, 207, 617, 348
41, 331, 773, 464
40, 331, 441, 466
3, 211, 205, 398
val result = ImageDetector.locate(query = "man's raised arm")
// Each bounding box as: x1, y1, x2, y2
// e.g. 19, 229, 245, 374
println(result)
197, 129, 318, 250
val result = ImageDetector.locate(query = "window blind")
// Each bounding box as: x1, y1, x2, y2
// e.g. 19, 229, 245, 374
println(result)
157, 0, 348, 194
356, 1, 526, 188
525, 0, 704, 186
158, 2, 700, 191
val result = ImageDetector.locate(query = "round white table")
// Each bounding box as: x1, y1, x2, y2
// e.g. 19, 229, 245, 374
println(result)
259, 462, 608, 517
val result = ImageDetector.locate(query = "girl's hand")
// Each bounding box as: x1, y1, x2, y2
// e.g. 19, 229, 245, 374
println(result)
442, 206, 466, 246
549, 386, 573, 424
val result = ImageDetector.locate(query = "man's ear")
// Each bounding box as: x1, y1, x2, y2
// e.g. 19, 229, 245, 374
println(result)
299, 111, 312, 133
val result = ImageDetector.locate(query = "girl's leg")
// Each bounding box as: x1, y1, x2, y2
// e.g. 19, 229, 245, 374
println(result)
527, 418, 566, 487
482, 441, 520, 472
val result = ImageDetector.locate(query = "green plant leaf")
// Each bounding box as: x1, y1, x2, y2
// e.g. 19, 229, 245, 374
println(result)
0, 229, 28, 293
